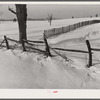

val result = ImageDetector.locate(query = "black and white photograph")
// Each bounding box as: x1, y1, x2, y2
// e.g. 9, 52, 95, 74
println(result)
0, 1, 100, 93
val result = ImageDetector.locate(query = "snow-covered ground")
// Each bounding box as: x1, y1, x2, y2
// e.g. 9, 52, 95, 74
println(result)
0, 17, 100, 89
0, 17, 100, 41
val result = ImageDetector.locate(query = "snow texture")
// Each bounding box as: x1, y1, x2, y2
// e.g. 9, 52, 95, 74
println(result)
0, 17, 100, 88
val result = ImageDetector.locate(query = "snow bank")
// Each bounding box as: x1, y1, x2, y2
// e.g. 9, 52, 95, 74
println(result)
0, 49, 100, 89
48, 23, 100, 44
0, 18, 100, 89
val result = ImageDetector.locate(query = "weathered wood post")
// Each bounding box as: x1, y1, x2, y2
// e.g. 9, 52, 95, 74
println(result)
69, 25, 70, 32
82, 22, 83, 26
4, 36, 10, 50
43, 32, 52, 57
74, 24, 75, 29
22, 39, 26, 51
77, 23, 79, 28
74, 24, 76, 29
86, 40, 92, 67
78, 23, 80, 27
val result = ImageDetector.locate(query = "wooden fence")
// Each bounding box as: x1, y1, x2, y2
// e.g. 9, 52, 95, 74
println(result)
44, 20, 100, 38
1, 34, 100, 68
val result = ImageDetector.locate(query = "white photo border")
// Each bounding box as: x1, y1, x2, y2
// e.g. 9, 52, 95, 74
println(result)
0, 1, 100, 99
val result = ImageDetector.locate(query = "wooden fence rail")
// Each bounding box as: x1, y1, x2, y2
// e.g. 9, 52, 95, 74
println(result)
51, 40, 93, 68
1, 35, 100, 68
7, 37, 19, 43
91, 48, 100, 51
52, 47, 91, 54
23, 39, 44, 44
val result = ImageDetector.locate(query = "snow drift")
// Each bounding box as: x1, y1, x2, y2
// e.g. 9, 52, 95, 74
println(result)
0, 49, 100, 89
0, 18, 100, 89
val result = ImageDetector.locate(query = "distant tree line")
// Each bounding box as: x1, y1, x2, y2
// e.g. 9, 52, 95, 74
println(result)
71, 13, 99, 19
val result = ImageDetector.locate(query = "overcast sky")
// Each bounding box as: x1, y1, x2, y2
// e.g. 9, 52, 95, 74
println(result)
0, 4, 100, 19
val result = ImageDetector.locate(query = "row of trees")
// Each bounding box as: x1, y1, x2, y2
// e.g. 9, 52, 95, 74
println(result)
72, 14, 99, 19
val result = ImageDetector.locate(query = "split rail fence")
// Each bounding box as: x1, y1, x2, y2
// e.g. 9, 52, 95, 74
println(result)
1, 20, 100, 68
1, 34, 100, 68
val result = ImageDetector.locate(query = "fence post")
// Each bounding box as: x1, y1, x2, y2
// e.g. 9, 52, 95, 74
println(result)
62, 27, 64, 33
86, 40, 92, 67
4, 36, 10, 50
22, 39, 26, 51
62, 27, 63, 34
79, 23, 80, 27
69, 25, 70, 32
74, 24, 76, 29
43, 33, 52, 57
77, 23, 78, 28
82, 22, 83, 26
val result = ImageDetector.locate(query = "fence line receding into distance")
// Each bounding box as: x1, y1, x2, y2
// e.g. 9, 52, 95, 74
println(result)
44, 20, 100, 38
1, 19, 100, 68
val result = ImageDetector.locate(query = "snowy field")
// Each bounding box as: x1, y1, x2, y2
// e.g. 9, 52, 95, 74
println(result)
1, 17, 100, 89
0, 17, 100, 41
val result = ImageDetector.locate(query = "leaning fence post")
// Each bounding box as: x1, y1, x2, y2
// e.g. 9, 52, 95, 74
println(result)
4, 36, 10, 50
86, 40, 92, 67
43, 33, 52, 57
22, 39, 26, 51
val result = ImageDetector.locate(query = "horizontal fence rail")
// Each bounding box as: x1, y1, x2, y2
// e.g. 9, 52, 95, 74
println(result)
44, 20, 100, 38
52, 47, 92, 54
23, 39, 44, 44
1, 34, 100, 68
91, 48, 100, 51
6, 37, 19, 43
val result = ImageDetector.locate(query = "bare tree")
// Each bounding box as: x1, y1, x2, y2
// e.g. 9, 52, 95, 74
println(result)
96, 14, 98, 17
72, 16, 74, 19
8, 4, 27, 43
13, 18, 17, 22
47, 14, 53, 25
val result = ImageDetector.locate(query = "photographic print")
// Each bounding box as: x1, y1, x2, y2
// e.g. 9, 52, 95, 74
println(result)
0, 0, 100, 93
